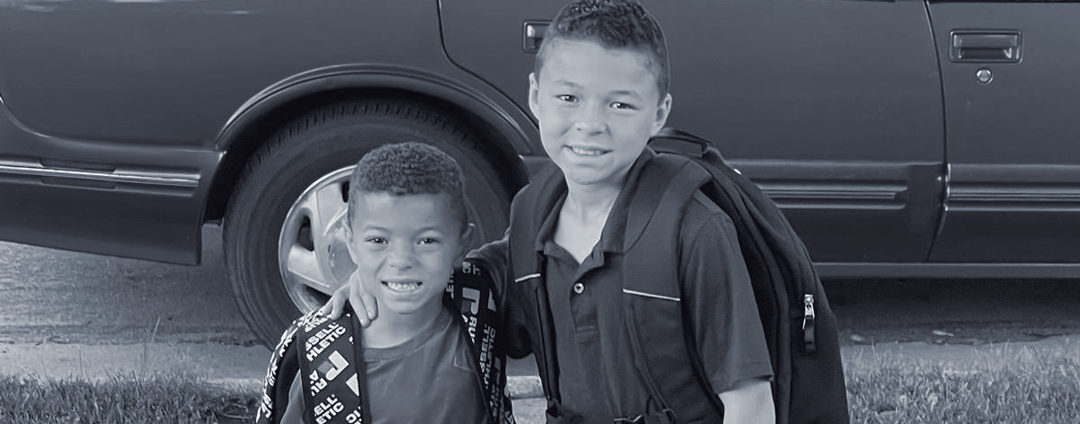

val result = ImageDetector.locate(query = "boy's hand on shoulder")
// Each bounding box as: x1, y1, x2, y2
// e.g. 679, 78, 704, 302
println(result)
319, 272, 378, 326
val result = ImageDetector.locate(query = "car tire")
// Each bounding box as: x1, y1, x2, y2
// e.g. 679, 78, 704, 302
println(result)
224, 99, 512, 346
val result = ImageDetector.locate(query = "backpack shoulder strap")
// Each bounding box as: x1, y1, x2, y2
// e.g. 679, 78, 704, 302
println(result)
508, 161, 565, 280
257, 315, 304, 424
620, 153, 724, 423
506, 161, 566, 410
256, 311, 366, 424
451, 259, 517, 424
622, 154, 712, 294
297, 311, 367, 424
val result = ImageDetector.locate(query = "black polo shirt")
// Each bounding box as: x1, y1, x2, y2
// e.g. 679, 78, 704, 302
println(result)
537, 191, 773, 423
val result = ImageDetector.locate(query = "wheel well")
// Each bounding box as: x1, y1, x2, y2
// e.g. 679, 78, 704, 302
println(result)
204, 88, 530, 222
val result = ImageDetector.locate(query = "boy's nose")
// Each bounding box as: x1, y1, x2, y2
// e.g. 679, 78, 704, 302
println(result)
573, 103, 607, 133
386, 244, 415, 269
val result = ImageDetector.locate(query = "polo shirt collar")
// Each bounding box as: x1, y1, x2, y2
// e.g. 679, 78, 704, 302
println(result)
532, 149, 656, 256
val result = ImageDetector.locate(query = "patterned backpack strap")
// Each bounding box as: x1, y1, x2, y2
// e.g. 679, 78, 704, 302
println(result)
256, 315, 305, 424
452, 259, 517, 424
295, 311, 367, 424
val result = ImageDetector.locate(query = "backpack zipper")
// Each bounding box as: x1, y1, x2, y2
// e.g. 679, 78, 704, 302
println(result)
802, 294, 817, 354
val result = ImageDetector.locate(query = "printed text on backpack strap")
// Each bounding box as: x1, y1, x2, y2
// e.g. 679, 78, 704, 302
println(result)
257, 315, 303, 424
297, 312, 366, 424
451, 259, 517, 424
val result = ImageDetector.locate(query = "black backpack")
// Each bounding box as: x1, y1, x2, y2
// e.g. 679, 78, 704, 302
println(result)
620, 128, 849, 424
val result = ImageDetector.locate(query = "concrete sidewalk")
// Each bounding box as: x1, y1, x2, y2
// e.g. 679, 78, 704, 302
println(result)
2, 336, 1075, 424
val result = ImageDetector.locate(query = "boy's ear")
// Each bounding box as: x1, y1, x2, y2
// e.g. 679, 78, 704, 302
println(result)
652, 92, 673, 136
343, 224, 361, 265
528, 73, 540, 119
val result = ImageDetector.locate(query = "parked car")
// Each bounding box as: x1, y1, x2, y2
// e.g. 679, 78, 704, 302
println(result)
1, 0, 1077, 345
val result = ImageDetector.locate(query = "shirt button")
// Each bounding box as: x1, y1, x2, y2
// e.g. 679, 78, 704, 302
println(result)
573, 282, 585, 294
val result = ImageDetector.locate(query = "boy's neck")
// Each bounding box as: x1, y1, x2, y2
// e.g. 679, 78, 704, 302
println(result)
563, 181, 622, 221
361, 305, 444, 349
555, 182, 623, 263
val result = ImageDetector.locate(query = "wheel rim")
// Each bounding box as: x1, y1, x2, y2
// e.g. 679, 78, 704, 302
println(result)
277, 166, 357, 313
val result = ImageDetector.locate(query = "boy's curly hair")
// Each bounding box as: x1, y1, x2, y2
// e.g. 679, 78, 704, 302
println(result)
348, 142, 467, 231
535, 0, 670, 96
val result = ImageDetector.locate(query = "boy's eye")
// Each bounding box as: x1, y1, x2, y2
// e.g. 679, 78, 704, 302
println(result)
611, 101, 636, 110
556, 94, 577, 103
365, 237, 387, 245
418, 237, 441, 245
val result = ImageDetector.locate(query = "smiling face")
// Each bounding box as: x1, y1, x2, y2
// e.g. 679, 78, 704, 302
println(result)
530, 39, 672, 191
346, 191, 468, 322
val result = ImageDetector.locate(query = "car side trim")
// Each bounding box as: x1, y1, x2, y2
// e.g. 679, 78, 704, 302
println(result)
0, 158, 200, 189
816, 262, 1080, 279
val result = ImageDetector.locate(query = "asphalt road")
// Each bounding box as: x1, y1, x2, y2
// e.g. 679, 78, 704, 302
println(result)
0, 225, 258, 347
2, 225, 1078, 348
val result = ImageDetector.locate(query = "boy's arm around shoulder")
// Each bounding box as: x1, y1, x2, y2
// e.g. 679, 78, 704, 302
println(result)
465, 236, 509, 293
465, 236, 532, 359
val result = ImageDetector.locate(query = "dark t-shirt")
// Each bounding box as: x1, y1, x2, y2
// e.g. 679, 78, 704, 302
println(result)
281, 309, 488, 424
540, 191, 773, 422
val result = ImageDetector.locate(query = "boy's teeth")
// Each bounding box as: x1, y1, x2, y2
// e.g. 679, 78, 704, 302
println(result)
384, 281, 422, 292
570, 146, 605, 156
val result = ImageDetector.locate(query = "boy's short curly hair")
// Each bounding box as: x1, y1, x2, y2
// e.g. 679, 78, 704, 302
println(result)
535, 0, 670, 96
348, 142, 467, 231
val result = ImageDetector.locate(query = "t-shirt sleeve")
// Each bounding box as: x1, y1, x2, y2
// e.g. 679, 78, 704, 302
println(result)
679, 195, 774, 394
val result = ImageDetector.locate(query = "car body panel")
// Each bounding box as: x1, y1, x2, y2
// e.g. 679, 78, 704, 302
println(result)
442, 0, 946, 263
0, 0, 462, 147
0, 0, 1077, 277
0, 0, 536, 264
926, 1, 1080, 263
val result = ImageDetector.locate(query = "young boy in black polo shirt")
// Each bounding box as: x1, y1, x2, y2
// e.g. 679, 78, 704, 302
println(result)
490, 1, 772, 422
328, 1, 774, 423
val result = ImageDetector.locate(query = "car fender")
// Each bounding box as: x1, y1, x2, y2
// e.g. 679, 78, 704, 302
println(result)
202, 64, 537, 222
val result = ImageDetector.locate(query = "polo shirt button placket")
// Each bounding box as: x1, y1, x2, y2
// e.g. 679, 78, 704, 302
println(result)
572, 282, 585, 294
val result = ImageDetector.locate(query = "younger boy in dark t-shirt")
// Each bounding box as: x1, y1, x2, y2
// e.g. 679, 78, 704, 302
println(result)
258, 142, 513, 424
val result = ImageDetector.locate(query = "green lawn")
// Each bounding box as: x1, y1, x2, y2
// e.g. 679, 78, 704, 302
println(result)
2, 339, 1077, 424
0, 373, 255, 424
845, 338, 1079, 423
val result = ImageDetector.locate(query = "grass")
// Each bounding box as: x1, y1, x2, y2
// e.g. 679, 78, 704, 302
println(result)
0, 373, 257, 424
845, 338, 1080, 423
1, 340, 1077, 424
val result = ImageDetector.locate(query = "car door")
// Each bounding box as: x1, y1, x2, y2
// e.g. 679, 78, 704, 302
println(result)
440, 0, 945, 264
927, 1, 1080, 263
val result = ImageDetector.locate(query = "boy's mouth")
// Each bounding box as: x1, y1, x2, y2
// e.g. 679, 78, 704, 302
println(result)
567, 145, 610, 157
382, 280, 423, 293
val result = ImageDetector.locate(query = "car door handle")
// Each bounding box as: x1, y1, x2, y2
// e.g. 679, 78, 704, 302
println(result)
523, 21, 549, 53
950, 31, 1022, 63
